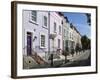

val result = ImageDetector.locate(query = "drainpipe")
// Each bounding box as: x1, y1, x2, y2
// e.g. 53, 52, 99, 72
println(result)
48, 12, 50, 58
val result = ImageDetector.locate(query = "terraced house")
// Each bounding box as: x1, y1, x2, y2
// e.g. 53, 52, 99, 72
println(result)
62, 15, 82, 55
62, 16, 70, 51
22, 10, 49, 61
22, 10, 82, 69
49, 12, 63, 55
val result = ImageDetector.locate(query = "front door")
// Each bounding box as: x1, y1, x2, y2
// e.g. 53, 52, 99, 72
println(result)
27, 32, 32, 56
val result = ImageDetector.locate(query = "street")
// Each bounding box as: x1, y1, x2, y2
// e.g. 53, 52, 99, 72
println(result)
61, 50, 91, 67
24, 50, 91, 69
70, 50, 90, 61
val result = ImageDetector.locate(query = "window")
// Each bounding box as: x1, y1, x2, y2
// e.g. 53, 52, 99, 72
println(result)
59, 25, 61, 34
64, 29, 66, 37
58, 39, 60, 48
31, 11, 37, 22
43, 16, 47, 27
72, 34, 73, 40
54, 22, 57, 33
40, 35, 45, 47
67, 31, 68, 37
70, 33, 71, 39
67, 31, 68, 35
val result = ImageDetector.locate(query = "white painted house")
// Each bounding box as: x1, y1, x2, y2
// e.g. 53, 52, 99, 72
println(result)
62, 16, 70, 51
22, 10, 49, 59
22, 10, 82, 61
49, 12, 63, 54
22, 10, 83, 69
68, 24, 82, 52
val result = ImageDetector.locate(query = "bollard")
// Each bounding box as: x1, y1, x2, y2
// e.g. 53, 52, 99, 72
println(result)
51, 54, 53, 67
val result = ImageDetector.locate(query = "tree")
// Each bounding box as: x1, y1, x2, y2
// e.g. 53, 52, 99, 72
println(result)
87, 38, 91, 49
75, 43, 82, 54
70, 41, 75, 57
62, 50, 68, 63
71, 48, 74, 57
62, 40, 69, 63
86, 13, 91, 26
81, 35, 91, 51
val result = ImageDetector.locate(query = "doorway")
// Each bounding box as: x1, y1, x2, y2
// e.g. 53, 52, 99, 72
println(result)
27, 32, 32, 56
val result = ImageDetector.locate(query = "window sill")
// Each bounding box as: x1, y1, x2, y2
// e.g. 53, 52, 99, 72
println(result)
40, 46, 46, 49
42, 26, 48, 29
29, 20, 39, 25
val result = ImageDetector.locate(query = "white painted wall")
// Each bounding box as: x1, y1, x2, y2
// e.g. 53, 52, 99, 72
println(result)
0, 0, 99, 80
49, 12, 63, 53
23, 10, 49, 57
62, 17, 69, 50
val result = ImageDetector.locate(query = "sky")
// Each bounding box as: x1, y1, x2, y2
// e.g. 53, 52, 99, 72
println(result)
63, 12, 91, 39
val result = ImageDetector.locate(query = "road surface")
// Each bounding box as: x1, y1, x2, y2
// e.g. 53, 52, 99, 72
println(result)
61, 50, 91, 67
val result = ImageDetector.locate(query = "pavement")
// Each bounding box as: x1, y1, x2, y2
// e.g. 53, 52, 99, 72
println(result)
23, 50, 91, 69
61, 50, 91, 67
68, 50, 90, 61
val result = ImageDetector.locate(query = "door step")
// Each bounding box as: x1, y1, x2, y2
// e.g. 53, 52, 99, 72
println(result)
31, 53, 47, 64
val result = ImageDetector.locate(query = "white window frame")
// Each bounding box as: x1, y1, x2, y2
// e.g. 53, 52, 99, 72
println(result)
40, 33, 46, 48
64, 29, 66, 37
29, 10, 38, 25
58, 39, 60, 48
59, 25, 61, 35
54, 22, 57, 33
31, 11, 37, 21
43, 16, 48, 27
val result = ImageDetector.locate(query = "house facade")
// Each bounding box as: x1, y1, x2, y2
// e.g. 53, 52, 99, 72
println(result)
62, 19, 82, 54
68, 24, 82, 52
22, 10, 82, 61
22, 10, 49, 59
49, 12, 63, 54
62, 16, 70, 51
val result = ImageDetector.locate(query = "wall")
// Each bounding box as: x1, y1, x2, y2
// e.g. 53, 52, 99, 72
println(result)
0, 0, 100, 80
23, 10, 49, 56
50, 12, 63, 52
